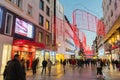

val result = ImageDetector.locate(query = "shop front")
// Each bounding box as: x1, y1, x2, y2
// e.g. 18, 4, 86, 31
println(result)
0, 34, 13, 74
50, 51, 56, 64
35, 50, 44, 67
36, 50, 56, 66
104, 27, 120, 61
12, 39, 45, 68
45, 51, 56, 64
56, 54, 65, 63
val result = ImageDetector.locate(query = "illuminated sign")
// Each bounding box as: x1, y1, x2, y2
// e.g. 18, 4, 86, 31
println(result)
0, 7, 3, 29
15, 18, 34, 38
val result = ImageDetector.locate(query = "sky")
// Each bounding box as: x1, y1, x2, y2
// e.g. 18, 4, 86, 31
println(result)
60, 0, 103, 48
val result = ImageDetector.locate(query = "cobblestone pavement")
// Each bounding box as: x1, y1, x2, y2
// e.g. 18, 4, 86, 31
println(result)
1, 64, 120, 80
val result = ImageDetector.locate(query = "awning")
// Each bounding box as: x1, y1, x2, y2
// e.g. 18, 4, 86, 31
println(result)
110, 45, 118, 50
13, 39, 45, 49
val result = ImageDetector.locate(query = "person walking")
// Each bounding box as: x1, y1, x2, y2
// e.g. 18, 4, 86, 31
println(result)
47, 59, 52, 76
21, 60, 26, 80
26, 59, 30, 70
96, 59, 103, 79
112, 59, 115, 69
3, 54, 25, 80
71, 58, 76, 70
31, 58, 39, 75
62, 59, 66, 73
41, 59, 47, 75
107, 59, 110, 69
3, 60, 11, 80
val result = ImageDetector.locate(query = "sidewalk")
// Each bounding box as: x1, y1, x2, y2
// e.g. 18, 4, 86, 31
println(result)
0, 74, 3, 80
1, 64, 120, 80
26, 64, 120, 80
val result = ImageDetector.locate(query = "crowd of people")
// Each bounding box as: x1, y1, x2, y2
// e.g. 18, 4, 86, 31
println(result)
3, 54, 120, 80
60, 58, 120, 79
3, 54, 52, 80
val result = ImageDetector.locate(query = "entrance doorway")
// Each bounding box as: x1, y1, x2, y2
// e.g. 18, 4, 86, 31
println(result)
14, 51, 33, 68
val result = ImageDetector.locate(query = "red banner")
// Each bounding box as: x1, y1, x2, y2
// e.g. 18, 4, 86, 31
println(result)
97, 20, 105, 37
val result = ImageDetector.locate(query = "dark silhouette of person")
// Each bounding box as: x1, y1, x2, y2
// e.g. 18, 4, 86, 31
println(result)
3, 60, 11, 80
62, 59, 66, 73
3, 54, 26, 80
21, 60, 26, 80
41, 59, 47, 74
26, 59, 30, 70
32, 58, 39, 75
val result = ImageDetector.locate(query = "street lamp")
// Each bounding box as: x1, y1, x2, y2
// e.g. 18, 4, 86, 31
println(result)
57, 42, 61, 47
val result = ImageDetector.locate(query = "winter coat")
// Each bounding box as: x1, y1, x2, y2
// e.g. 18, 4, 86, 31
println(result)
42, 60, 47, 67
4, 59, 25, 80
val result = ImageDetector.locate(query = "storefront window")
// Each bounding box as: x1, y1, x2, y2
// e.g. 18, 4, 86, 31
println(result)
45, 51, 50, 60
36, 50, 44, 67
1, 44, 11, 73
38, 32, 43, 42
50, 52, 56, 64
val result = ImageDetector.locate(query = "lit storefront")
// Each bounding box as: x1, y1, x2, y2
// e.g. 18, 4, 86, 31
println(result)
35, 50, 44, 67
56, 54, 65, 63
36, 50, 56, 67
0, 34, 13, 74
12, 39, 45, 67
105, 28, 120, 61
50, 51, 56, 64
0, 6, 13, 74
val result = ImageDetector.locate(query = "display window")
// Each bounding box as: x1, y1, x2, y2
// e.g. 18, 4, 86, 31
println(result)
14, 51, 33, 68
50, 52, 56, 64
36, 50, 44, 67
1, 44, 12, 73
45, 51, 50, 60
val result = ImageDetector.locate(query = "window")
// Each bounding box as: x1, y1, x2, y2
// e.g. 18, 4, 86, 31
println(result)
109, 0, 111, 5
111, 10, 113, 17
27, 4, 32, 15
107, 5, 109, 10
47, 0, 49, 2
38, 32, 43, 42
46, 35, 49, 45
9, 0, 22, 8
39, 14, 44, 26
4, 13, 13, 35
39, 0, 44, 11
46, 6, 50, 16
114, 1, 117, 10
46, 20, 49, 30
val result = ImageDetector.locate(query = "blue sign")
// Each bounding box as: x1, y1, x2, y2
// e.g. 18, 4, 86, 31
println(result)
0, 7, 3, 29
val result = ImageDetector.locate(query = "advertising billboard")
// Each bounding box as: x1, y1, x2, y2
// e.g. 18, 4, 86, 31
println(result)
0, 7, 3, 29
15, 18, 34, 38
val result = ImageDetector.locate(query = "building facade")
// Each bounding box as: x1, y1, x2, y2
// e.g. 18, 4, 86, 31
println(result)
0, 0, 53, 73
102, 0, 120, 61
51, 0, 78, 62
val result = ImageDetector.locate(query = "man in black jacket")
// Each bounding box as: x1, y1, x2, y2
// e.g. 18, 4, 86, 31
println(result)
4, 54, 25, 80
41, 59, 47, 74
